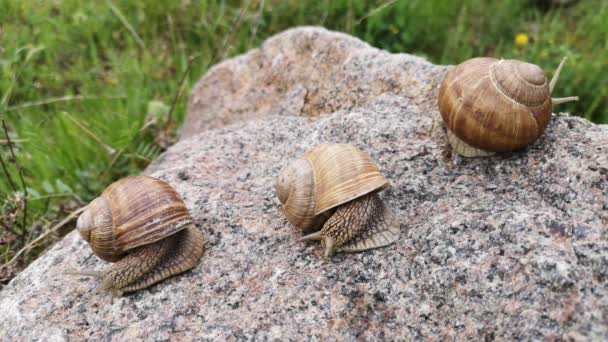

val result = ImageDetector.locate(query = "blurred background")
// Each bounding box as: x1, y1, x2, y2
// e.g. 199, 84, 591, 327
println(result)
1, 0, 606, 283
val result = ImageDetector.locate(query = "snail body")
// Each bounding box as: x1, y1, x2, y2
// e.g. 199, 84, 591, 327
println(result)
275, 143, 400, 257
438, 57, 578, 157
75, 176, 204, 296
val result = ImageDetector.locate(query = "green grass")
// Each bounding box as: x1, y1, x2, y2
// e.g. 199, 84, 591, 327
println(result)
1, 0, 606, 279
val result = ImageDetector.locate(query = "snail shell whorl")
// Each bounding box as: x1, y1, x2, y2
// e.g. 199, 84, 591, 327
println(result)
77, 196, 116, 261
79, 176, 192, 262
276, 143, 388, 231
276, 158, 318, 231
439, 57, 552, 152
491, 60, 548, 106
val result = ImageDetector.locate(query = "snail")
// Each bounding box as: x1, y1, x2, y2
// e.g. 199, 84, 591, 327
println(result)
275, 143, 400, 257
438, 57, 578, 157
73, 175, 205, 296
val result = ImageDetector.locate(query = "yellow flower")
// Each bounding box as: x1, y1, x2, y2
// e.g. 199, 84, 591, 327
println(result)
515, 33, 529, 49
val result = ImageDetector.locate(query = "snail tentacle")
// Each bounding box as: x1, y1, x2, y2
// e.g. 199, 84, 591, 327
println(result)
549, 57, 578, 105
550, 57, 567, 92
300, 230, 322, 241
552, 96, 579, 105
323, 238, 335, 258
64, 270, 104, 278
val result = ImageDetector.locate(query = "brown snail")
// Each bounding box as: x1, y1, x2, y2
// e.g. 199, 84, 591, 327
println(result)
73, 175, 204, 296
275, 143, 400, 257
438, 57, 578, 157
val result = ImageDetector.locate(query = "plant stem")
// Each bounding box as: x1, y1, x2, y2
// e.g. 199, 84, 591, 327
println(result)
0, 152, 17, 193
6, 95, 125, 111
166, 56, 196, 125
4, 206, 86, 267
2, 119, 28, 234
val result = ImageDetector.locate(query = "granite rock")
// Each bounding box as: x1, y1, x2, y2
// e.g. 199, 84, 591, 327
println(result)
1, 27, 607, 341
182, 26, 443, 138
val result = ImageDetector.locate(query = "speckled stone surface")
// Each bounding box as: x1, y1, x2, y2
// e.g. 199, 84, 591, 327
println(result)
1, 27, 607, 341
182, 26, 442, 138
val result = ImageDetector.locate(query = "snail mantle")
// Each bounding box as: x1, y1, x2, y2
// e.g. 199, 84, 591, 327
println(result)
1, 27, 607, 341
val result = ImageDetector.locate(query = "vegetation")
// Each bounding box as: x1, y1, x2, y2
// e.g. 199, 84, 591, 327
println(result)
1, 0, 606, 283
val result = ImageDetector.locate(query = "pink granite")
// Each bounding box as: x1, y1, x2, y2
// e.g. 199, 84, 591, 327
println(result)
182, 27, 443, 138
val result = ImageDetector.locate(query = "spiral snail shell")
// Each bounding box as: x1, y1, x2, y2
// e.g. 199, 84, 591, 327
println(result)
438, 57, 578, 157
275, 143, 400, 257
74, 176, 205, 296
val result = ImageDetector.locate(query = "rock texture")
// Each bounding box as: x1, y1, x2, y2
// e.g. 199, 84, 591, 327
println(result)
182, 27, 442, 137
1, 27, 607, 341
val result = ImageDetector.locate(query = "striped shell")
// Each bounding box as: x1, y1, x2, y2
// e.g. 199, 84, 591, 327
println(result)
438, 57, 552, 152
275, 143, 388, 231
76, 176, 192, 262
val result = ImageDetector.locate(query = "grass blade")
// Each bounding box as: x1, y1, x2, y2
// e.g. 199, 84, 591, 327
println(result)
107, 0, 146, 50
